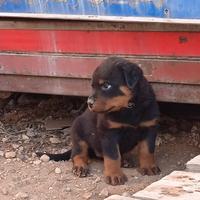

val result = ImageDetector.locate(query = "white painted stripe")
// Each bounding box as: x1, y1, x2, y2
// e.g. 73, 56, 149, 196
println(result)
0, 13, 200, 24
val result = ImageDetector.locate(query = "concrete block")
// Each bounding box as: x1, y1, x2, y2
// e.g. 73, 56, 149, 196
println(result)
186, 155, 200, 172
133, 171, 200, 200
104, 195, 136, 200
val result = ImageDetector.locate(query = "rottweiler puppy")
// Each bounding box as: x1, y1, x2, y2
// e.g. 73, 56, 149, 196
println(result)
41, 57, 160, 185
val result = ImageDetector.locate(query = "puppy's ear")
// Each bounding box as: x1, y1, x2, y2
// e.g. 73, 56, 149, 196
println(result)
122, 63, 143, 90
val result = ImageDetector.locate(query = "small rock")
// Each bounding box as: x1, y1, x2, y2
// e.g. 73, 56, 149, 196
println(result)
22, 134, 29, 140
12, 144, 20, 149
5, 151, 16, 159
93, 177, 101, 183
169, 136, 176, 142
55, 167, 62, 174
49, 137, 61, 144
82, 192, 93, 199
40, 154, 50, 162
33, 160, 42, 165
15, 192, 29, 199
0, 150, 4, 157
194, 141, 199, 147
32, 153, 37, 158
122, 192, 131, 197
99, 188, 109, 197
163, 133, 171, 141
2, 138, 8, 143
19, 146, 24, 151
26, 128, 35, 137
65, 187, 71, 192
1, 188, 8, 195
155, 137, 162, 146
177, 161, 182, 166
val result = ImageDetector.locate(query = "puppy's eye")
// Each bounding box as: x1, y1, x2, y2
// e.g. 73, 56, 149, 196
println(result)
101, 82, 112, 91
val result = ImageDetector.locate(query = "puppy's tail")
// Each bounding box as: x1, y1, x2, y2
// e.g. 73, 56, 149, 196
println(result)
36, 149, 72, 162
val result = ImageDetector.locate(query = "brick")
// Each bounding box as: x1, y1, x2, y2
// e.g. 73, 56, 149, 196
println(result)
133, 171, 200, 200
186, 155, 200, 172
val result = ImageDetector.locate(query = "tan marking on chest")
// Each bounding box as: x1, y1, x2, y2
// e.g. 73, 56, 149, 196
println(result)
107, 120, 136, 129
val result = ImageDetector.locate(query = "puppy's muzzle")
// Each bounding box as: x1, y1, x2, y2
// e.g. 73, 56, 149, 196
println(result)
87, 96, 96, 110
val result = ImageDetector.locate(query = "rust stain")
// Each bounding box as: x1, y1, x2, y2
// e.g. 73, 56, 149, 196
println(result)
179, 36, 188, 43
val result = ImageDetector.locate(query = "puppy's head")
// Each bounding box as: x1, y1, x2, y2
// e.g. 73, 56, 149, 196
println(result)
87, 57, 143, 113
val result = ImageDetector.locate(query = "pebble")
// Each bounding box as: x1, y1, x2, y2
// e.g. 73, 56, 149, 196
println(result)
177, 161, 182, 166
12, 144, 20, 149
82, 192, 93, 199
93, 177, 101, 184
26, 128, 35, 137
2, 138, 8, 143
55, 167, 62, 174
65, 187, 71, 192
22, 134, 29, 140
40, 154, 50, 162
49, 137, 61, 144
5, 151, 16, 158
122, 192, 131, 197
155, 137, 162, 146
15, 192, 29, 199
0, 150, 4, 157
1, 188, 8, 195
99, 188, 109, 197
33, 160, 42, 165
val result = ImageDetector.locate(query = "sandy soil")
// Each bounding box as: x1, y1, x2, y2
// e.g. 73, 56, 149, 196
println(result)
0, 94, 199, 200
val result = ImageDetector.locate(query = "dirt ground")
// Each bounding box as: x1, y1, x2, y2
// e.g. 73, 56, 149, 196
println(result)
0, 94, 200, 200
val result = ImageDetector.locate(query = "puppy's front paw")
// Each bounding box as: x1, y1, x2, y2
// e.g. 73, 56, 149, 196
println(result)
72, 165, 89, 177
104, 171, 128, 185
138, 166, 161, 176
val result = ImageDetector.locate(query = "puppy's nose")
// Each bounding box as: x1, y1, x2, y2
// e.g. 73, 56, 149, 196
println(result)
87, 96, 95, 109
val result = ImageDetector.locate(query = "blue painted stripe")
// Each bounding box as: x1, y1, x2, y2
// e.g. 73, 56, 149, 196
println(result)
0, 0, 199, 19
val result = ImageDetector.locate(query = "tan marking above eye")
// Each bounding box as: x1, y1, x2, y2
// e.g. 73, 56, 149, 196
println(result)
99, 79, 106, 85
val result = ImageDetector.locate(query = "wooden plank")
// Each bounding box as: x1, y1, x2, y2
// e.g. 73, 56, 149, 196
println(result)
0, 54, 200, 85
0, 30, 200, 57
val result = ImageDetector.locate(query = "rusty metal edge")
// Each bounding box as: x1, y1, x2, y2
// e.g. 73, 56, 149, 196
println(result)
0, 18, 200, 32
0, 74, 200, 104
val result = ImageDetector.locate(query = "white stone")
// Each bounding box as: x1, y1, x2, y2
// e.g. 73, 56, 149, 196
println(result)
40, 154, 50, 162
99, 188, 109, 197
15, 192, 29, 199
0, 150, 4, 157
33, 160, 42, 165
49, 137, 61, 144
55, 167, 62, 174
83, 192, 93, 199
5, 151, 16, 158
22, 134, 29, 140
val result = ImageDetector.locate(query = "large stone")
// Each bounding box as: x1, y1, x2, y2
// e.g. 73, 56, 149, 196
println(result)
186, 155, 200, 172
133, 171, 200, 200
